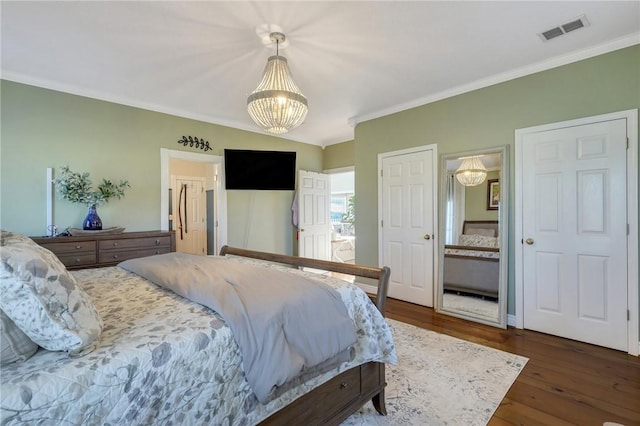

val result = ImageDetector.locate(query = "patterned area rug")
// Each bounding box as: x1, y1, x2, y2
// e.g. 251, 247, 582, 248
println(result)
342, 319, 528, 426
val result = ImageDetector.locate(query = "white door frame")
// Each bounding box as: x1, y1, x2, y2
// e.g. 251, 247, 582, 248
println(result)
376, 144, 439, 301
514, 109, 638, 355
160, 148, 228, 253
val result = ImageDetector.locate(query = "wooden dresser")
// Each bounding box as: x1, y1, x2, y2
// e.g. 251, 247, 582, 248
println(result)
32, 231, 176, 270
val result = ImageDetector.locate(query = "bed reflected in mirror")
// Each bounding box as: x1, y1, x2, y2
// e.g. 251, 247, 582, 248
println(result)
437, 146, 509, 328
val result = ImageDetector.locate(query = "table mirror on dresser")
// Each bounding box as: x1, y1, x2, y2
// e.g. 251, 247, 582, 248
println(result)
436, 145, 509, 328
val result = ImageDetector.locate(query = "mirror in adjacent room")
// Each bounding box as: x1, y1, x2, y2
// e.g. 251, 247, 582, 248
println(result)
437, 146, 509, 328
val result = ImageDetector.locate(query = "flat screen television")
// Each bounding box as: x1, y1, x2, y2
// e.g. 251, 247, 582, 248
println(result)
224, 149, 296, 190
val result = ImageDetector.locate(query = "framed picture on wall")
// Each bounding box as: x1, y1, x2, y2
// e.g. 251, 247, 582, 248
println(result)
487, 179, 499, 210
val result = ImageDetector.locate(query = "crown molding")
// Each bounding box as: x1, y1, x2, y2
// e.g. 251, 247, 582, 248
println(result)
0, 71, 313, 146
348, 32, 640, 127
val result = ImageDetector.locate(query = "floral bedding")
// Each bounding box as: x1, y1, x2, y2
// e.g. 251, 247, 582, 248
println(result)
1, 256, 397, 425
444, 247, 500, 259
447, 234, 500, 259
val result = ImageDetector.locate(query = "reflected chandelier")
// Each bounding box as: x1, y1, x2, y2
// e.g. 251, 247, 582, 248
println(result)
455, 156, 487, 186
247, 32, 308, 134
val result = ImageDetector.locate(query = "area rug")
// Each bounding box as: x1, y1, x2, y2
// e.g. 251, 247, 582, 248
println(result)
442, 293, 499, 322
341, 319, 528, 426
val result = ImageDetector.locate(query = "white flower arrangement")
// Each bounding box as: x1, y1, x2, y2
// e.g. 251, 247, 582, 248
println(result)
54, 166, 130, 207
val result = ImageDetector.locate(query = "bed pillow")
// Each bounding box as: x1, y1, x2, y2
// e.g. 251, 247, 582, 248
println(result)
0, 229, 35, 246
1, 309, 38, 365
458, 234, 499, 248
0, 235, 103, 353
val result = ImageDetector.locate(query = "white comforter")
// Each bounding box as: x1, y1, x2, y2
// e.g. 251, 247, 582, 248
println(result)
1, 256, 396, 425
119, 252, 358, 403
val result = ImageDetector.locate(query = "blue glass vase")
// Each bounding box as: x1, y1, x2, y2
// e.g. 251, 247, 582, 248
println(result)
83, 205, 103, 230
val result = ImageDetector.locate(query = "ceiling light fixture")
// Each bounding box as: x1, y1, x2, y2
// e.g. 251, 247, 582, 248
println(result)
247, 32, 308, 134
455, 156, 487, 186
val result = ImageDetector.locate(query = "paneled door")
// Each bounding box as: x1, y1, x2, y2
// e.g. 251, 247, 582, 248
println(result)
380, 146, 436, 307
520, 118, 628, 351
173, 176, 207, 255
297, 170, 331, 261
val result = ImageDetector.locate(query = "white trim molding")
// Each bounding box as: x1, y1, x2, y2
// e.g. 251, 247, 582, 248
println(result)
349, 34, 640, 127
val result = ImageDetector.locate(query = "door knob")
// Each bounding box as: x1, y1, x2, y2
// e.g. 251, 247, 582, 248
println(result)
525, 238, 534, 245
424, 234, 431, 240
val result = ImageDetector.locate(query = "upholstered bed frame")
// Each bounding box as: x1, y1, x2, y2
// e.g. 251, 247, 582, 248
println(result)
462, 220, 499, 237
219, 246, 391, 425
443, 221, 500, 299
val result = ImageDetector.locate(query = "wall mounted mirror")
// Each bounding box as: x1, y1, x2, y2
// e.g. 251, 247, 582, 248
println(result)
437, 145, 509, 328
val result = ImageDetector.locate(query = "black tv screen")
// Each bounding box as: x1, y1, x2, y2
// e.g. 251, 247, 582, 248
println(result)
224, 149, 296, 190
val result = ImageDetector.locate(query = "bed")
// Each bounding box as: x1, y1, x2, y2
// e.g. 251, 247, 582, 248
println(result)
0, 232, 396, 426
443, 220, 500, 298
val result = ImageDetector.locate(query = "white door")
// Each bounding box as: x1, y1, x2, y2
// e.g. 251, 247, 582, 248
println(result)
380, 147, 436, 307
297, 170, 331, 260
521, 119, 628, 351
173, 177, 207, 255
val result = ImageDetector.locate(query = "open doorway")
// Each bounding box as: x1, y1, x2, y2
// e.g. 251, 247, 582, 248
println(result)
160, 148, 227, 255
329, 170, 355, 264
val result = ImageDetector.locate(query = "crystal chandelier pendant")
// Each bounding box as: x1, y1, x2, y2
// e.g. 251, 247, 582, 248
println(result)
455, 156, 488, 186
247, 32, 308, 134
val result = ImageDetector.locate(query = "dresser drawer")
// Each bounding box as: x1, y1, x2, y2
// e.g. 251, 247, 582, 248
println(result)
38, 241, 96, 255
57, 253, 97, 268
98, 247, 172, 264
98, 236, 172, 251
32, 231, 175, 270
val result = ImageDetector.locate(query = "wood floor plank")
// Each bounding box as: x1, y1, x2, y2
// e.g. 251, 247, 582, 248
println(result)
491, 398, 576, 426
383, 297, 640, 426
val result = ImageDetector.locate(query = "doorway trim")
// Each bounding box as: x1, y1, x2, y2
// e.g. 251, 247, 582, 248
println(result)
160, 148, 228, 253
514, 109, 638, 355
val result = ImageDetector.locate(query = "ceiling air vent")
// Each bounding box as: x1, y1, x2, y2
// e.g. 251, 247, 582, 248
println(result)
538, 14, 590, 42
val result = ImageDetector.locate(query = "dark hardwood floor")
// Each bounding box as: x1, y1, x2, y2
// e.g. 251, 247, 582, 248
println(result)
384, 297, 640, 426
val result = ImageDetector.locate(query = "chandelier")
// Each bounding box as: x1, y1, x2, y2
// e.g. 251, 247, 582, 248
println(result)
455, 156, 487, 186
247, 32, 308, 134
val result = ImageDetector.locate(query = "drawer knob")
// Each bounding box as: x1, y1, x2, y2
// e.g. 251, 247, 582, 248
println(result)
75, 258, 81, 263
155, 250, 160, 254
113, 242, 118, 246
112, 255, 119, 259
155, 239, 160, 245
340, 382, 349, 389
75, 245, 82, 249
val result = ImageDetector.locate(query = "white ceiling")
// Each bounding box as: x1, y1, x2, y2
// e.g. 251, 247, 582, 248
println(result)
2, 1, 639, 147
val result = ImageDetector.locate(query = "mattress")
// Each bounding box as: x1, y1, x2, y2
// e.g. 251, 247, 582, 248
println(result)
1, 256, 396, 425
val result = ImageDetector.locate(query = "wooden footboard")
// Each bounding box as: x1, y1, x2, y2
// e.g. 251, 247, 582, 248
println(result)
218, 246, 391, 425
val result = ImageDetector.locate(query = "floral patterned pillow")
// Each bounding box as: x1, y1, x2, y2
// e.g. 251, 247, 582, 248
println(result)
0, 309, 38, 364
0, 233, 103, 353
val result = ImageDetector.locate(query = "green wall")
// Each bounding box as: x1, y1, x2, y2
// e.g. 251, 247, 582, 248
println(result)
354, 45, 640, 315
465, 170, 500, 221
2, 45, 638, 317
0, 81, 323, 255
323, 140, 354, 170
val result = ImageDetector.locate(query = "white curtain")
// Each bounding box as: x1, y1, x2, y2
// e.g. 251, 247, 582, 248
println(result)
444, 173, 465, 245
